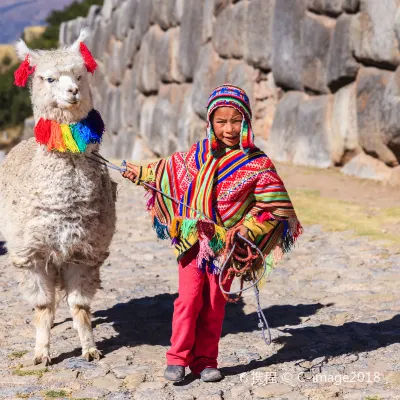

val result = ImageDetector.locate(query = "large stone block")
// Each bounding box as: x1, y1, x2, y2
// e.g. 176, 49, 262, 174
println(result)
212, 6, 232, 58
253, 98, 278, 141
245, 0, 275, 70
114, 0, 132, 39
343, 0, 360, 12
107, 38, 124, 85
59, 22, 67, 45
169, 0, 184, 26
177, 88, 207, 151
389, 165, 400, 186
122, 87, 144, 131
267, 92, 307, 163
354, 0, 400, 67
122, 28, 139, 68
153, 0, 174, 30
65, 17, 85, 45
213, 1, 247, 59
341, 152, 392, 181
156, 27, 184, 83
121, 59, 141, 129
268, 92, 337, 168
91, 18, 112, 61
131, 135, 157, 161
125, 0, 137, 30
307, 0, 345, 16
106, 86, 122, 134
327, 13, 360, 90
214, 0, 230, 16
136, 25, 163, 95
202, 0, 215, 43
228, 62, 255, 101
293, 94, 335, 167
272, 0, 307, 90
301, 12, 336, 94
135, 0, 154, 44
178, 0, 204, 80
331, 82, 359, 164
101, 0, 124, 21
381, 66, 400, 163
356, 67, 398, 166
114, 128, 136, 159
22, 116, 35, 140
149, 84, 191, 156
86, 5, 101, 30
192, 48, 256, 120
191, 43, 224, 120
139, 96, 158, 153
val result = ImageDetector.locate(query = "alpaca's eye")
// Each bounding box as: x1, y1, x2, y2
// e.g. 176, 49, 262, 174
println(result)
47, 78, 55, 83
77, 76, 82, 81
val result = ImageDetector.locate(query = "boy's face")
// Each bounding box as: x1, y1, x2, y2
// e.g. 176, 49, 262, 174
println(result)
212, 107, 243, 147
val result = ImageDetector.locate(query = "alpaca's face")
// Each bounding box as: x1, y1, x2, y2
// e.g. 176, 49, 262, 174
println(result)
32, 53, 92, 114
15, 30, 95, 123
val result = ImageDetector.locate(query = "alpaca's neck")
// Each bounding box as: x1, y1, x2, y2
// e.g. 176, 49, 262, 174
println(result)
33, 99, 93, 124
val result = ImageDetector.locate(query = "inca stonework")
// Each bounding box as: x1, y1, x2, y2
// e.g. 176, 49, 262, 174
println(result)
57, 0, 400, 184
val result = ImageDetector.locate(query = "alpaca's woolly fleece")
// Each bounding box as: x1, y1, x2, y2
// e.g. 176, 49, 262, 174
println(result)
0, 138, 116, 269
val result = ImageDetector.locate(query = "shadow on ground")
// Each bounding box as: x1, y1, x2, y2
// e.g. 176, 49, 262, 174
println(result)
90, 294, 325, 354
220, 314, 400, 376
87, 294, 399, 371
52, 293, 399, 372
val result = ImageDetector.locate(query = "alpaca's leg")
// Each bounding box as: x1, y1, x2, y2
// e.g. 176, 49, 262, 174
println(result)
61, 263, 101, 361
17, 266, 56, 366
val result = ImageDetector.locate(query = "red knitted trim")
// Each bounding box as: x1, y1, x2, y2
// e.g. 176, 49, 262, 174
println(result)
14, 56, 35, 87
34, 118, 51, 144
79, 42, 97, 74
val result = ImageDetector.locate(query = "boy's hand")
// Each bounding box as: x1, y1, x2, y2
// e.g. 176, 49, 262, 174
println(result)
234, 225, 251, 258
122, 162, 140, 183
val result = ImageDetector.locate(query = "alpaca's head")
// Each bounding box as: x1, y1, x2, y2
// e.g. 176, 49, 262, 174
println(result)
15, 29, 96, 124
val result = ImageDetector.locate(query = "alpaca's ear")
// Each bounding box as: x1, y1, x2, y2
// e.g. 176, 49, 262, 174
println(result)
14, 40, 37, 87
70, 28, 97, 74
69, 28, 90, 52
15, 39, 39, 62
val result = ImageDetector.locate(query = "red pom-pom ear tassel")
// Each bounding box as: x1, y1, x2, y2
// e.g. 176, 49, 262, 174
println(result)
14, 56, 35, 87
79, 42, 97, 74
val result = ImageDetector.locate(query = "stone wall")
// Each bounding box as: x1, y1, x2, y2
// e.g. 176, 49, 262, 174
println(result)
60, 0, 400, 183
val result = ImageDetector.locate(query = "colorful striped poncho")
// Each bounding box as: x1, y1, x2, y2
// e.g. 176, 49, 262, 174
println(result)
139, 84, 302, 273
140, 138, 302, 273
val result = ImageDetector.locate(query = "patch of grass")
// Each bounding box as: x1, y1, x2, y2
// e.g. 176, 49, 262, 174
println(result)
16, 394, 30, 399
13, 367, 48, 377
75, 398, 95, 400
364, 396, 382, 400
44, 390, 69, 398
8, 350, 28, 359
288, 189, 400, 246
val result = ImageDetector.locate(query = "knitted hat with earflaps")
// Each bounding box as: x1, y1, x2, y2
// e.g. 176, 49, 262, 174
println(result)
206, 84, 255, 156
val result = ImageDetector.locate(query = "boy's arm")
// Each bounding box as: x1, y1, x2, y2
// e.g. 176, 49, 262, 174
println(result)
241, 161, 286, 242
242, 214, 278, 242
122, 162, 156, 185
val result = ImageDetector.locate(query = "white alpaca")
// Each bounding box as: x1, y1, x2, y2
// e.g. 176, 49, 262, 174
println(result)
0, 30, 116, 365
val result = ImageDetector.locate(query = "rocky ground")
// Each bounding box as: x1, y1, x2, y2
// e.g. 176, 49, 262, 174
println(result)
0, 168, 399, 400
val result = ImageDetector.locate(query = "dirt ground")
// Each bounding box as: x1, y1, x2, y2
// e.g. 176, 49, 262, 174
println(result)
0, 164, 399, 400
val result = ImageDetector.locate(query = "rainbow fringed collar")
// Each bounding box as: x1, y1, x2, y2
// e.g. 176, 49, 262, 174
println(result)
34, 109, 104, 153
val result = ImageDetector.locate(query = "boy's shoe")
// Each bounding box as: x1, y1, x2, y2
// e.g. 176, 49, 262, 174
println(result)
164, 365, 185, 381
200, 368, 224, 382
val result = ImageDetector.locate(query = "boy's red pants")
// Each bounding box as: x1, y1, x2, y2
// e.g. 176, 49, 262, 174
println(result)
166, 244, 233, 374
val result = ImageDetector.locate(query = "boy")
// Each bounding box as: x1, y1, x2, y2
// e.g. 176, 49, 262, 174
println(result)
123, 84, 302, 382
